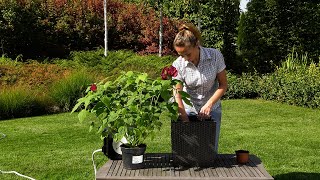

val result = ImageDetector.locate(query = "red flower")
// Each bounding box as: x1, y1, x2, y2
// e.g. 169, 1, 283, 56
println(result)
90, 84, 97, 92
161, 67, 169, 80
167, 66, 178, 77
161, 66, 178, 80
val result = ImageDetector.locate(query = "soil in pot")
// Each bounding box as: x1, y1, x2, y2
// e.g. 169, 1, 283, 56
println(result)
235, 150, 250, 164
121, 144, 146, 169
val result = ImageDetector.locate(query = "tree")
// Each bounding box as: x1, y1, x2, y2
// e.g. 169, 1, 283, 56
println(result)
104, 0, 108, 56
162, 0, 240, 71
158, 0, 164, 57
221, 0, 240, 72
238, 0, 320, 73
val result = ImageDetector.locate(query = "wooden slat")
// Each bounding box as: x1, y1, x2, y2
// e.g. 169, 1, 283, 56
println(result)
221, 154, 241, 177
96, 160, 112, 180
208, 162, 220, 177
120, 161, 127, 177
215, 156, 228, 177
134, 168, 140, 177
178, 167, 190, 177
246, 163, 261, 177
250, 155, 274, 180
206, 167, 214, 177
107, 160, 117, 176
203, 168, 210, 177
116, 161, 123, 176
241, 164, 255, 177
248, 156, 266, 177
237, 163, 252, 177
112, 160, 121, 176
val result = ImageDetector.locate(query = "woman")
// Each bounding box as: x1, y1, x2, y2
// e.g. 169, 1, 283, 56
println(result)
172, 23, 228, 153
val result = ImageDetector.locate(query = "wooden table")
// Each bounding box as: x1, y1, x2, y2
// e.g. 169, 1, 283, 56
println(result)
96, 153, 274, 180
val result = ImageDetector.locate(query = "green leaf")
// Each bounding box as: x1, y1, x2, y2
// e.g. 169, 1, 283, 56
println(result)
153, 113, 161, 118
113, 132, 125, 143
127, 96, 135, 106
84, 95, 94, 109
118, 126, 126, 135
160, 90, 171, 101
71, 97, 86, 113
126, 71, 134, 77
161, 79, 171, 89
178, 91, 190, 98
103, 81, 112, 88
102, 118, 108, 125
128, 105, 137, 112
89, 122, 94, 132
107, 111, 118, 122
137, 73, 148, 82
101, 97, 111, 107
71, 101, 82, 113
78, 110, 89, 123
166, 104, 177, 115
97, 125, 104, 133
181, 96, 192, 106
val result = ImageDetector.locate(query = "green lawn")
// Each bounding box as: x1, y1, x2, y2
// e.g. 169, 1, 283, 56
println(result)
1, 99, 319, 180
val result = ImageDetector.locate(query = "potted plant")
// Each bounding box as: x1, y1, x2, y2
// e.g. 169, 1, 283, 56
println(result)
72, 67, 190, 169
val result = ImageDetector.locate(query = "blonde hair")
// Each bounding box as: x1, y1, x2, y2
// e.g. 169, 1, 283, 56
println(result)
173, 23, 202, 47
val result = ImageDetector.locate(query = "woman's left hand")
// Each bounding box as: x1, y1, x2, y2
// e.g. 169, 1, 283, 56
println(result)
198, 103, 212, 120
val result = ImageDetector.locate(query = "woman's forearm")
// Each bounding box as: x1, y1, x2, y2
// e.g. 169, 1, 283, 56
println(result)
209, 69, 228, 106
174, 84, 188, 117
207, 85, 227, 107
205, 69, 228, 109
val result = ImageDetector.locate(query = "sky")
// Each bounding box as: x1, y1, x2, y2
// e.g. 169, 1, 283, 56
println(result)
240, 0, 249, 12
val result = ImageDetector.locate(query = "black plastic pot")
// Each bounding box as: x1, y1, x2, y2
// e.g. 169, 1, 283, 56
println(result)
120, 144, 146, 169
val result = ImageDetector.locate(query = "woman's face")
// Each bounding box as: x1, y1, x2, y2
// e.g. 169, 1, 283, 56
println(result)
175, 45, 199, 65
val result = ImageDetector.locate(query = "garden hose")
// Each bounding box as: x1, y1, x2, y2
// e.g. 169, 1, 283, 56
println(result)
92, 149, 103, 179
0, 170, 36, 180
0, 132, 36, 179
1, 132, 102, 179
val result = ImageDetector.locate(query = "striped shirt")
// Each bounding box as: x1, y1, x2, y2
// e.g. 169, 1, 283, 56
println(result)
172, 46, 226, 113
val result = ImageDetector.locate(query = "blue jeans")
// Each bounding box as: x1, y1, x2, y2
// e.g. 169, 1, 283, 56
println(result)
210, 104, 222, 154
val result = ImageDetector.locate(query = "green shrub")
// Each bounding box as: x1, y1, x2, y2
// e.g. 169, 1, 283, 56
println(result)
49, 70, 96, 112
55, 49, 175, 80
0, 87, 48, 120
224, 72, 260, 99
100, 50, 136, 72
105, 53, 175, 80
259, 54, 320, 108
69, 49, 105, 67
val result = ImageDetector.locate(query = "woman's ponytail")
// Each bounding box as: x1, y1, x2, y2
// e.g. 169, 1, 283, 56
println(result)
173, 23, 202, 47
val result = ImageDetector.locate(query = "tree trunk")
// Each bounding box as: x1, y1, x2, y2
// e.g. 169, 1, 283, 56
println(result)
104, 0, 108, 57
197, 0, 201, 32
159, 1, 163, 57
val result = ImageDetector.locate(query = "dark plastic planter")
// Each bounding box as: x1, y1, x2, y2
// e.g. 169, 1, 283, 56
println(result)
121, 144, 146, 169
171, 116, 216, 167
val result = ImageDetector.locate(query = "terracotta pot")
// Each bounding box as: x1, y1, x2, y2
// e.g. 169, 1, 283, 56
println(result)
235, 150, 249, 164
